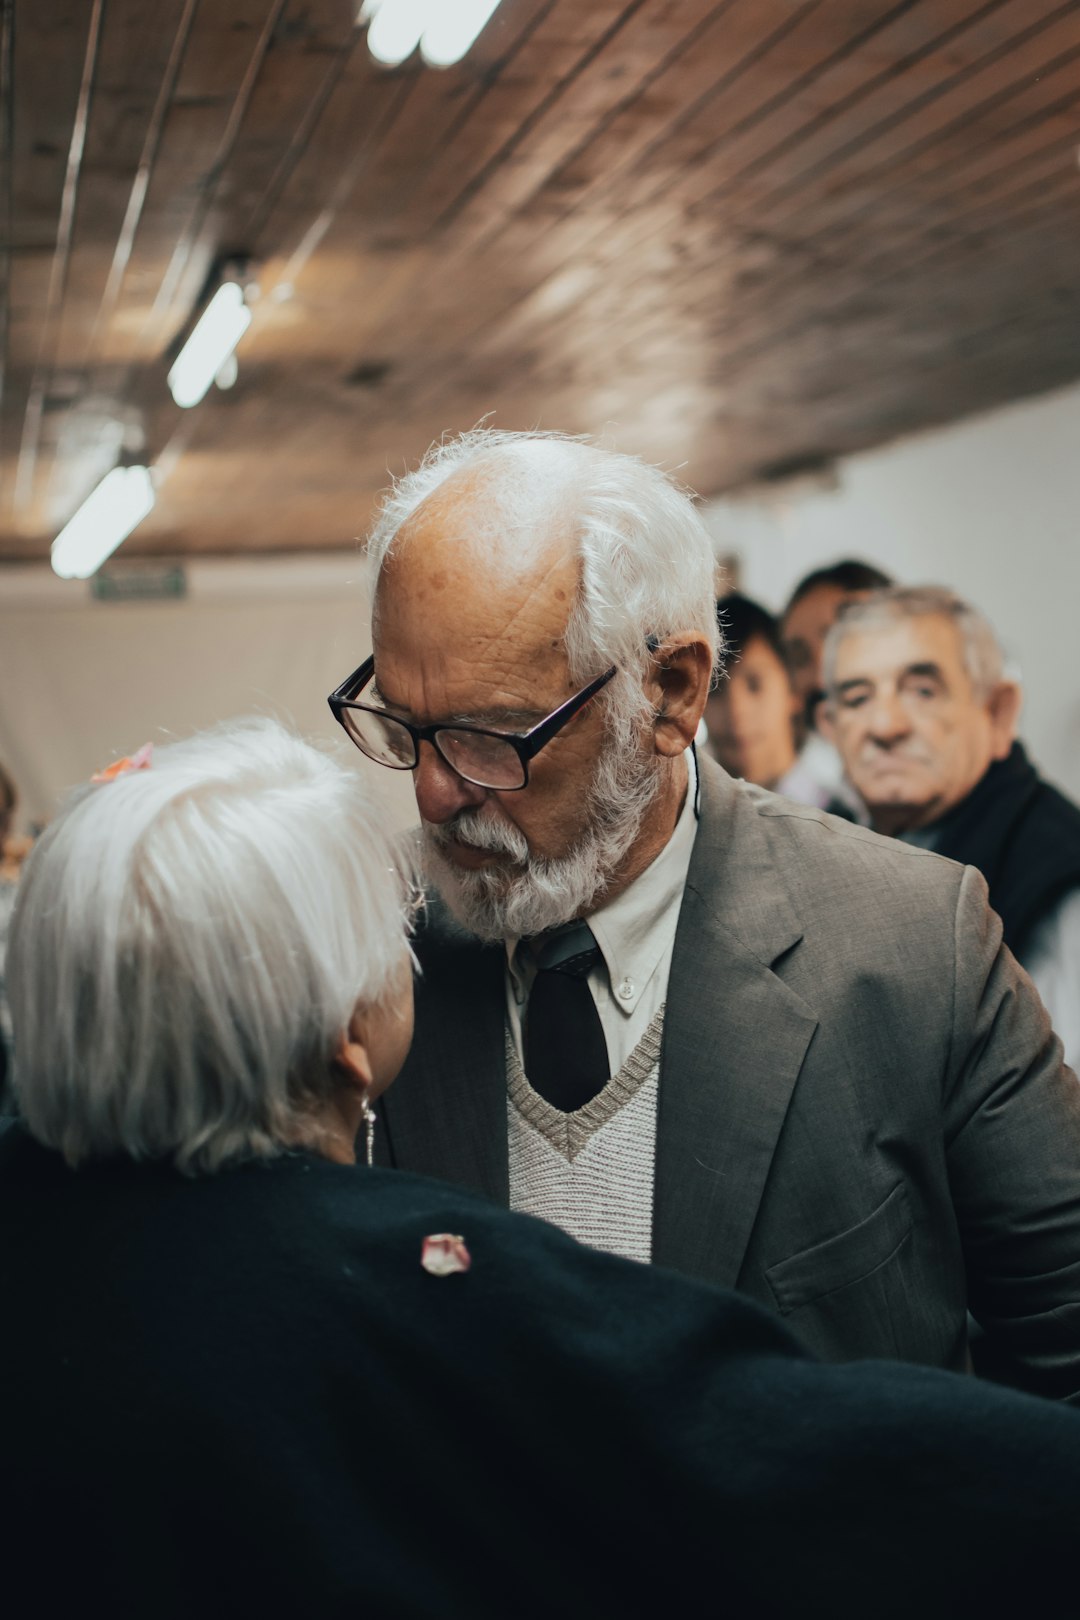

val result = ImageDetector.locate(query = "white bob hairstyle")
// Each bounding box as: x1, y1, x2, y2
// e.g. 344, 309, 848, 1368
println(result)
366, 428, 722, 697
8, 718, 416, 1175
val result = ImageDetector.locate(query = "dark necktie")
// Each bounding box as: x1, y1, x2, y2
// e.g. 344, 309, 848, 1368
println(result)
523, 921, 610, 1113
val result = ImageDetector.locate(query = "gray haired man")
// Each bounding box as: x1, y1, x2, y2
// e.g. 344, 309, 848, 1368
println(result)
824, 584, 1080, 1072
329, 430, 1080, 1400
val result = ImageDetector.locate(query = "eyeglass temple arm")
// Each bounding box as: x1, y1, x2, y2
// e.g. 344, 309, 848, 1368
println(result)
515, 666, 617, 760
329, 656, 376, 708
517, 638, 664, 756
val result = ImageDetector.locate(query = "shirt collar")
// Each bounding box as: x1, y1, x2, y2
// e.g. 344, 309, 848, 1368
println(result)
506, 748, 699, 1015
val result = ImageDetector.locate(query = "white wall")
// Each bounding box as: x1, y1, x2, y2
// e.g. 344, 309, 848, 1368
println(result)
703, 380, 1080, 802
4, 380, 1079, 830
0, 554, 418, 835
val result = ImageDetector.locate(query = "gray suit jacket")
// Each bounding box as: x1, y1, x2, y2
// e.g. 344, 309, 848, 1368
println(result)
379, 757, 1080, 1397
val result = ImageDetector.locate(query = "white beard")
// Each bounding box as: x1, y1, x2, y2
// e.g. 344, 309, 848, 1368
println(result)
422, 737, 665, 942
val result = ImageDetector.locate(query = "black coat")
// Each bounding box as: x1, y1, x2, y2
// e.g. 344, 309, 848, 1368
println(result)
1, 1122, 1080, 1618
926, 741, 1080, 957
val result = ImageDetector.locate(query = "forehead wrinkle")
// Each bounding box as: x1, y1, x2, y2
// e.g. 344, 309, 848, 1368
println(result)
475, 552, 579, 672
376, 642, 556, 729
379, 509, 579, 676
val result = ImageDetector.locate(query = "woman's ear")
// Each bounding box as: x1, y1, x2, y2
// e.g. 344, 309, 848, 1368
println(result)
332, 1029, 374, 1095
648, 636, 715, 758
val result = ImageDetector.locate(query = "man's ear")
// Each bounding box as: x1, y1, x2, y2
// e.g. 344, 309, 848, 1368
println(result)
648, 636, 715, 758
987, 680, 1022, 760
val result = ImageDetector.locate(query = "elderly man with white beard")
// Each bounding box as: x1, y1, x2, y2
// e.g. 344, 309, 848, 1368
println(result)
328, 428, 1080, 1398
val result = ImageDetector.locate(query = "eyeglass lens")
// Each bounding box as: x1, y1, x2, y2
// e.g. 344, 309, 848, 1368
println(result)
343, 706, 527, 790
436, 728, 526, 789
343, 709, 416, 768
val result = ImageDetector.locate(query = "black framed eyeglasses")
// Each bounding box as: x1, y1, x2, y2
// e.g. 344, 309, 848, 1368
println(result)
328, 656, 617, 790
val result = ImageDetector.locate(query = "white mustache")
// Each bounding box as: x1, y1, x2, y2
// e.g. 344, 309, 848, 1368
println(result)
426, 809, 528, 864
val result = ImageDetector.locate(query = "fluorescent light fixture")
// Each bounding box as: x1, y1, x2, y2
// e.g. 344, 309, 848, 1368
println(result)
421, 0, 502, 66
167, 282, 252, 409
215, 353, 239, 391
367, 0, 433, 64
364, 0, 503, 67
51, 465, 156, 579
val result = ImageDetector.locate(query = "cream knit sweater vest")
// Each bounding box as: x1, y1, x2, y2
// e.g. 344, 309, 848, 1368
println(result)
505, 1007, 664, 1264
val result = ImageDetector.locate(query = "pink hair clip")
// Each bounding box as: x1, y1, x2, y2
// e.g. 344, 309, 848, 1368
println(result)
90, 741, 154, 783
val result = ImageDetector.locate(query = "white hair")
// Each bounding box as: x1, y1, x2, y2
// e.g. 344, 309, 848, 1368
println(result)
366, 428, 722, 745
822, 585, 1007, 702
8, 718, 416, 1175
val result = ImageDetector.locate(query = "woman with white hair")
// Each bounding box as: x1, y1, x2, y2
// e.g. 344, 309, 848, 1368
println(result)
2, 718, 1080, 1619
7, 720, 415, 1171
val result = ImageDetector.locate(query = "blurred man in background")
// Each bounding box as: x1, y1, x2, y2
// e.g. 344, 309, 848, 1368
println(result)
781, 560, 894, 730
0, 761, 22, 1108
780, 560, 892, 812
825, 585, 1080, 1073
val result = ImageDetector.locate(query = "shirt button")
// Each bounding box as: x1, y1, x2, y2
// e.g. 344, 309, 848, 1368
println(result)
617, 978, 635, 1001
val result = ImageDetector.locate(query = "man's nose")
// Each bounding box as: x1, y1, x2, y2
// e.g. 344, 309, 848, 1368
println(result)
412, 740, 489, 824
867, 691, 912, 744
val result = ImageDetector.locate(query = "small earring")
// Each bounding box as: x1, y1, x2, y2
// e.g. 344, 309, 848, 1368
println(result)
361, 1099, 376, 1168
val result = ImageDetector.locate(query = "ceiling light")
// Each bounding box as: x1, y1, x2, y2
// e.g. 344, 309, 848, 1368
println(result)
215, 353, 239, 391
167, 282, 252, 409
421, 0, 502, 66
366, 0, 433, 64
51, 465, 156, 579
363, 0, 503, 67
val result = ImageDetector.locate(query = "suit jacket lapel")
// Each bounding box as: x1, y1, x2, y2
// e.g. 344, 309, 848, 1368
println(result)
381, 920, 509, 1204
653, 760, 818, 1288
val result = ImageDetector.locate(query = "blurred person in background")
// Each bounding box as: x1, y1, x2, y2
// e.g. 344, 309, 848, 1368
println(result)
781, 559, 893, 813
825, 585, 1080, 1074
782, 559, 895, 729
6, 718, 1080, 1617
705, 592, 839, 809
0, 760, 24, 1108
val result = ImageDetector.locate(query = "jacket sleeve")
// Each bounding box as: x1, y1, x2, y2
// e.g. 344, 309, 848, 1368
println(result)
944, 862, 1080, 1402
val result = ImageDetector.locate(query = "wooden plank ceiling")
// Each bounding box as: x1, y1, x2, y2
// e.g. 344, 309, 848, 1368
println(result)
3, 0, 1080, 561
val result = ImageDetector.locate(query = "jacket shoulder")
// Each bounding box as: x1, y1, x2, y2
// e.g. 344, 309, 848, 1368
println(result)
748, 786, 968, 893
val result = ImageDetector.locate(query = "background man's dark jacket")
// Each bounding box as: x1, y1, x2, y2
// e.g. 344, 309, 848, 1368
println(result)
921, 740, 1080, 957
2, 1122, 1080, 1618
380, 756, 1080, 1398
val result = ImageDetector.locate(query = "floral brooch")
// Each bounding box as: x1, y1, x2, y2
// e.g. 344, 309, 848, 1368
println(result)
421, 1233, 472, 1277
